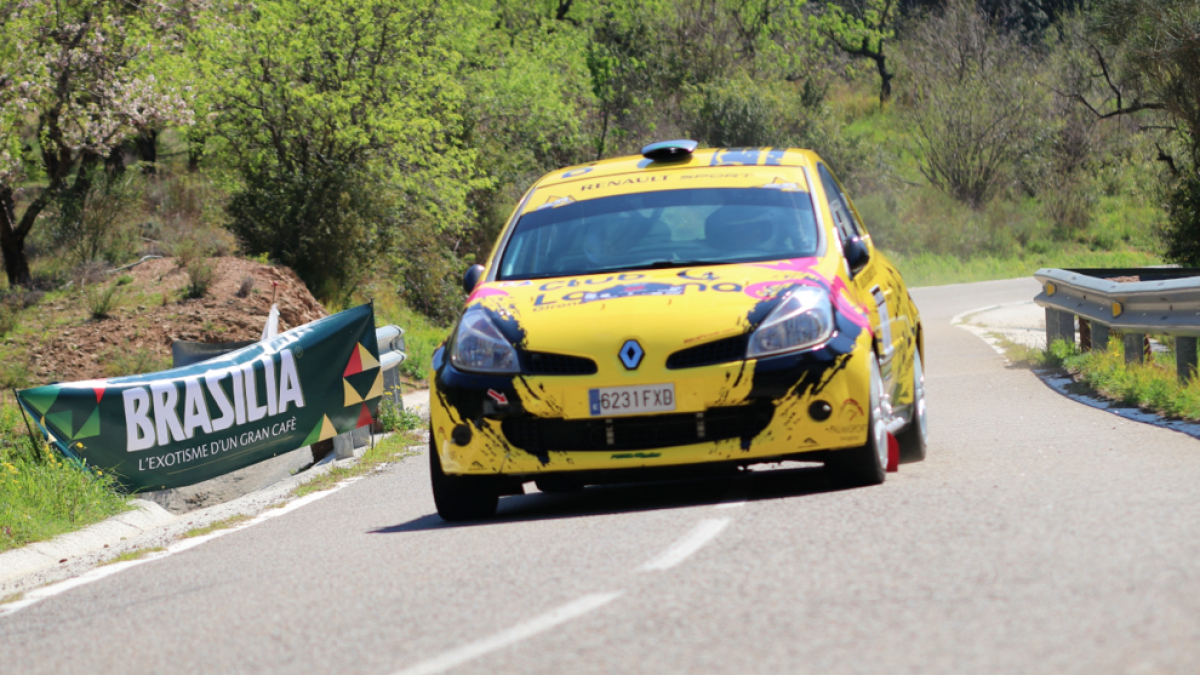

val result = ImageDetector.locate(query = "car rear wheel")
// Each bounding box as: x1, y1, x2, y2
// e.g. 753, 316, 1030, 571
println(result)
430, 431, 499, 521
825, 355, 887, 487
896, 348, 927, 463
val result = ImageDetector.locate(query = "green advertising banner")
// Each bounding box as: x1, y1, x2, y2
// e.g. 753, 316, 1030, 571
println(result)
15, 304, 382, 493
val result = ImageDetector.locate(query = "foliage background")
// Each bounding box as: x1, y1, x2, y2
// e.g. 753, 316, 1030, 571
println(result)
1, 0, 1196, 317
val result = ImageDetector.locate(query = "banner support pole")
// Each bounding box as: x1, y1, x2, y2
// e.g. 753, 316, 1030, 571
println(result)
12, 388, 42, 461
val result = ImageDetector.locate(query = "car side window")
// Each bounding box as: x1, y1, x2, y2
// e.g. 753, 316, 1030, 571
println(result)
818, 164, 860, 241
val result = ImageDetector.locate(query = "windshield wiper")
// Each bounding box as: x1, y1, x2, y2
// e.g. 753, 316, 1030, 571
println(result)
617, 259, 730, 271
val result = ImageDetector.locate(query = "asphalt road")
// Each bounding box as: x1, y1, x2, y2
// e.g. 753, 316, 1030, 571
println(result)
4, 277, 1200, 675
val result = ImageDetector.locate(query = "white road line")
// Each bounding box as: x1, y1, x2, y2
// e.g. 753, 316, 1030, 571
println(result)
0, 476, 365, 618
639, 518, 731, 571
392, 592, 623, 675
714, 500, 746, 509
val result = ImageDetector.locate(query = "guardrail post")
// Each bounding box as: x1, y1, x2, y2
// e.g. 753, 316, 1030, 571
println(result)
1091, 323, 1110, 352
383, 367, 404, 410
1045, 308, 1074, 347
1124, 333, 1145, 365
1178, 337, 1198, 383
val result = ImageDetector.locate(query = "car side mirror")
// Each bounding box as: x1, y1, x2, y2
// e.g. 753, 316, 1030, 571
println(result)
462, 264, 485, 295
843, 236, 870, 278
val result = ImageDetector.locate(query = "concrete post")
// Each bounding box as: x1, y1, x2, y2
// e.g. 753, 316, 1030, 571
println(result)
1177, 336, 1198, 383
1124, 333, 1145, 365
333, 426, 373, 460
332, 432, 355, 460
1091, 323, 1110, 352
352, 425, 371, 449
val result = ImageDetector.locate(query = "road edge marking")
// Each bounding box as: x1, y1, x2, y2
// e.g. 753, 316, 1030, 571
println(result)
639, 518, 731, 571
392, 592, 623, 675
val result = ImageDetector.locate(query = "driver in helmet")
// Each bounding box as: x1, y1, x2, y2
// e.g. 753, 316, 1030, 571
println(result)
704, 206, 780, 255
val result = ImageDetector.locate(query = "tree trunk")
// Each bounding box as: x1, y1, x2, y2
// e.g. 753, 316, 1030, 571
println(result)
105, 144, 127, 174
0, 187, 33, 287
135, 130, 158, 174
187, 130, 205, 172
873, 47, 893, 104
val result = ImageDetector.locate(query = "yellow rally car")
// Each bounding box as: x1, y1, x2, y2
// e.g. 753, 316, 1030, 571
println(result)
429, 141, 926, 520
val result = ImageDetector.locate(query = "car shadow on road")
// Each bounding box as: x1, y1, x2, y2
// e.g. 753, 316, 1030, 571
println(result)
369, 462, 844, 534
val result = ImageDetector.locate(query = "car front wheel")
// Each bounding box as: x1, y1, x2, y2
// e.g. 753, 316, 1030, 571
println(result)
825, 354, 887, 488
429, 430, 499, 521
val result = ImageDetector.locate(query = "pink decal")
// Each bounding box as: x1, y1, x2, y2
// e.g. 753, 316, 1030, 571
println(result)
466, 287, 509, 303
743, 273, 871, 332
743, 278, 823, 300
750, 257, 820, 272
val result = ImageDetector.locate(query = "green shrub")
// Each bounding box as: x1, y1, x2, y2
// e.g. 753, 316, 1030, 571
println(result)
49, 167, 145, 267
1162, 175, 1200, 267
184, 258, 215, 299
86, 282, 122, 319
0, 307, 17, 337
376, 391, 422, 432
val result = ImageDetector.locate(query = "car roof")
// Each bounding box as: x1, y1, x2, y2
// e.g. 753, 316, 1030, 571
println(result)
533, 147, 821, 189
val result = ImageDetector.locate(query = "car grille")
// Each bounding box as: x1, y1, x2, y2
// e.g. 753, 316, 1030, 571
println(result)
522, 351, 598, 375
666, 334, 749, 369
501, 400, 774, 452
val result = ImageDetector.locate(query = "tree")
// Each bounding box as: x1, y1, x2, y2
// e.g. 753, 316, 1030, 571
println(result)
0, 0, 194, 287
813, 0, 898, 104
1084, 0, 1200, 264
902, 0, 1040, 207
201, 0, 486, 300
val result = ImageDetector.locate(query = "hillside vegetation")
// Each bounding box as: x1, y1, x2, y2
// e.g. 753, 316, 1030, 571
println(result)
2, 0, 1197, 322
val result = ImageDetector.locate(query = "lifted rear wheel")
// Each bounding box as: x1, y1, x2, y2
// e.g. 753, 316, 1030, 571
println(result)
430, 431, 499, 521
825, 355, 887, 488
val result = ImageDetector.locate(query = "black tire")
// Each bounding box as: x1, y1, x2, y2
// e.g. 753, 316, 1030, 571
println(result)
896, 347, 928, 464
825, 355, 887, 488
429, 432, 499, 521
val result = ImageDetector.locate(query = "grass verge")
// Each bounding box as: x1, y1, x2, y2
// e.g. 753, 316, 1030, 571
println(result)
184, 514, 252, 538
1, 401, 132, 553
890, 248, 1160, 288
995, 336, 1200, 421
292, 430, 421, 498
100, 546, 164, 566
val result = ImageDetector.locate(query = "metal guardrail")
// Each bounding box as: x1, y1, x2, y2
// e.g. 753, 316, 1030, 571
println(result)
1033, 268, 1200, 382
376, 325, 407, 372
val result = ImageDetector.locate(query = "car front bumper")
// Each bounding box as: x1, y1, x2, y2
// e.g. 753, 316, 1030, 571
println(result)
430, 318, 875, 477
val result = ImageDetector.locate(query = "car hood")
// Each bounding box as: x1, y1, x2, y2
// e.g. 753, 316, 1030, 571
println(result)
464, 258, 868, 364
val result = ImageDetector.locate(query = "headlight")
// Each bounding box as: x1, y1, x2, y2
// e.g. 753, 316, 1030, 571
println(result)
450, 308, 519, 374
746, 287, 835, 358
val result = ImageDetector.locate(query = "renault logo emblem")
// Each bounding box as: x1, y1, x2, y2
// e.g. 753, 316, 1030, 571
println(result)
619, 340, 644, 370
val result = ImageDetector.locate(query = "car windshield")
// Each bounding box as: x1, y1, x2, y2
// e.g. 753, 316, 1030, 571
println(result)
496, 188, 819, 280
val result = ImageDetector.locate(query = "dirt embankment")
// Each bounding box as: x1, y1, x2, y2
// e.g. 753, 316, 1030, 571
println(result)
10, 257, 326, 384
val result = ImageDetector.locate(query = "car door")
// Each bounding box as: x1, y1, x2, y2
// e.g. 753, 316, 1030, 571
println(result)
816, 163, 906, 413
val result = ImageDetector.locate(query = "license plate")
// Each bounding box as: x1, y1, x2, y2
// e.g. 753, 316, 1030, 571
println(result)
588, 384, 676, 417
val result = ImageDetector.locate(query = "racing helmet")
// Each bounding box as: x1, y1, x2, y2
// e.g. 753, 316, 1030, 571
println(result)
704, 205, 777, 253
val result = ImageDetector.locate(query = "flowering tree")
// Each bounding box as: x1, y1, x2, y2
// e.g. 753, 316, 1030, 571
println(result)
0, 0, 194, 286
